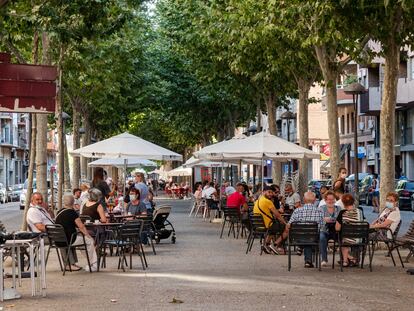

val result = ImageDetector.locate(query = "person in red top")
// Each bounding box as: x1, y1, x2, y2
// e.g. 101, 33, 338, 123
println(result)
226, 183, 248, 212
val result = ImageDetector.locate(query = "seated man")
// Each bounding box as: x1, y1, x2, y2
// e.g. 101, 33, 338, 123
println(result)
283, 183, 301, 211
26, 192, 54, 233
253, 186, 287, 255
55, 194, 98, 272
287, 191, 324, 268
224, 181, 236, 197
370, 191, 401, 241
73, 188, 82, 212
270, 184, 282, 212
226, 183, 248, 212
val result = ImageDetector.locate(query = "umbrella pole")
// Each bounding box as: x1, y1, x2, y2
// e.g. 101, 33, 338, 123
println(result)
220, 160, 224, 218
239, 159, 242, 183
261, 156, 264, 192
123, 158, 127, 215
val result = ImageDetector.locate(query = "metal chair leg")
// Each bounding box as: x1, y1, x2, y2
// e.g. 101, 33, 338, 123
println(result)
220, 219, 226, 239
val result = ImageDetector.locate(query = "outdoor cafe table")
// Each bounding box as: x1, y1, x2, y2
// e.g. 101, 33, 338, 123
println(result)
0, 236, 46, 301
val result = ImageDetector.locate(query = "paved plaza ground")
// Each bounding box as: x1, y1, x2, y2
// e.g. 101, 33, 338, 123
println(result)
1, 199, 413, 311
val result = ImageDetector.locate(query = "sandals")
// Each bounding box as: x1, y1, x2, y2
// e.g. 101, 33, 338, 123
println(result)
339, 258, 358, 268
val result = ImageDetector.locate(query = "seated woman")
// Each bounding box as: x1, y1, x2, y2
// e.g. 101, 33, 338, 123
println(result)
319, 190, 342, 266
370, 192, 401, 241
335, 194, 363, 267
81, 188, 107, 223
127, 188, 147, 216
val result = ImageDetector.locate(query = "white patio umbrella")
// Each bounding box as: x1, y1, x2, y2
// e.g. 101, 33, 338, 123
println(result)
71, 132, 182, 160
167, 166, 192, 177
148, 169, 168, 180
193, 131, 320, 161
193, 131, 320, 190
183, 156, 234, 168
88, 158, 157, 168
71, 132, 182, 209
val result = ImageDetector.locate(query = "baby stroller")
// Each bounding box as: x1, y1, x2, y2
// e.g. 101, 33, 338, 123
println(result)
153, 205, 176, 244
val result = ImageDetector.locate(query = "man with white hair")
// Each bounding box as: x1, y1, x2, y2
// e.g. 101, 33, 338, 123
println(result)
55, 193, 98, 272
26, 192, 54, 233
287, 191, 324, 268
224, 181, 236, 196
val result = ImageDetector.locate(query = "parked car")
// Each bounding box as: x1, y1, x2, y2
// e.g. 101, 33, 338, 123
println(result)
19, 179, 58, 210
358, 174, 375, 206
6, 186, 13, 202
345, 173, 370, 194
308, 179, 329, 199
0, 183, 6, 204
395, 180, 414, 211
10, 184, 24, 202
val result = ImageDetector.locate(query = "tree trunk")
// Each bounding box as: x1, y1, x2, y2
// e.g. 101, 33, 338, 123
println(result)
266, 92, 277, 136
56, 53, 64, 209
80, 115, 90, 180
380, 42, 400, 210
297, 79, 311, 197
35, 32, 51, 205
21, 115, 36, 230
256, 101, 262, 131
315, 45, 341, 178
21, 31, 39, 230
265, 93, 281, 185
64, 133, 71, 192
72, 103, 81, 188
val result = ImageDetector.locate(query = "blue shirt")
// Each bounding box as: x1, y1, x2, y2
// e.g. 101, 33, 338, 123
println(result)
127, 201, 147, 215
288, 203, 324, 229
135, 182, 151, 210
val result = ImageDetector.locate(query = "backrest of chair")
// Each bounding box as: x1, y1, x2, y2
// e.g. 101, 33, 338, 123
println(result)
223, 207, 240, 218
340, 221, 369, 240
393, 220, 402, 239
46, 224, 69, 246
403, 220, 414, 239
289, 222, 319, 244
250, 214, 266, 230
140, 216, 154, 232
120, 220, 143, 241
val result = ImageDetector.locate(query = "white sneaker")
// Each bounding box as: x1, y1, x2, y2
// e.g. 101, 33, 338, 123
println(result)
321, 261, 328, 267
84, 264, 98, 272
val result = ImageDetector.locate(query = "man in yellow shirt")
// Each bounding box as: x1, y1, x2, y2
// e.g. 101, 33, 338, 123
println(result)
253, 186, 287, 254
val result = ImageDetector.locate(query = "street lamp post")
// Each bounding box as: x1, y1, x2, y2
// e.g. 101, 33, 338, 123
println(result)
344, 83, 367, 207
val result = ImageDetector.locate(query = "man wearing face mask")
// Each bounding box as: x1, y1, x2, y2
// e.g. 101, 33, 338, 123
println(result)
370, 192, 401, 241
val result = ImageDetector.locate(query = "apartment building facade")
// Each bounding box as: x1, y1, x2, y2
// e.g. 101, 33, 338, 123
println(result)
0, 112, 29, 186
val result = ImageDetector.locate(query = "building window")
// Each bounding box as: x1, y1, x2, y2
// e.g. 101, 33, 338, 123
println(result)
351, 113, 354, 133
346, 114, 350, 134
410, 57, 414, 80
341, 115, 345, 134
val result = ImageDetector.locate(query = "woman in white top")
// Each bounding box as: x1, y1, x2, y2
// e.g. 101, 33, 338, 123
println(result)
370, 192, 401, 241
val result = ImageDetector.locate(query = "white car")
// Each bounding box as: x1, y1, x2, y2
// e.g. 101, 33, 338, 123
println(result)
0, 183, 6, 204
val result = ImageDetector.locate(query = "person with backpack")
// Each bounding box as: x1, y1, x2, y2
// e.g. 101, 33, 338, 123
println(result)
253, 186, 287, 255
